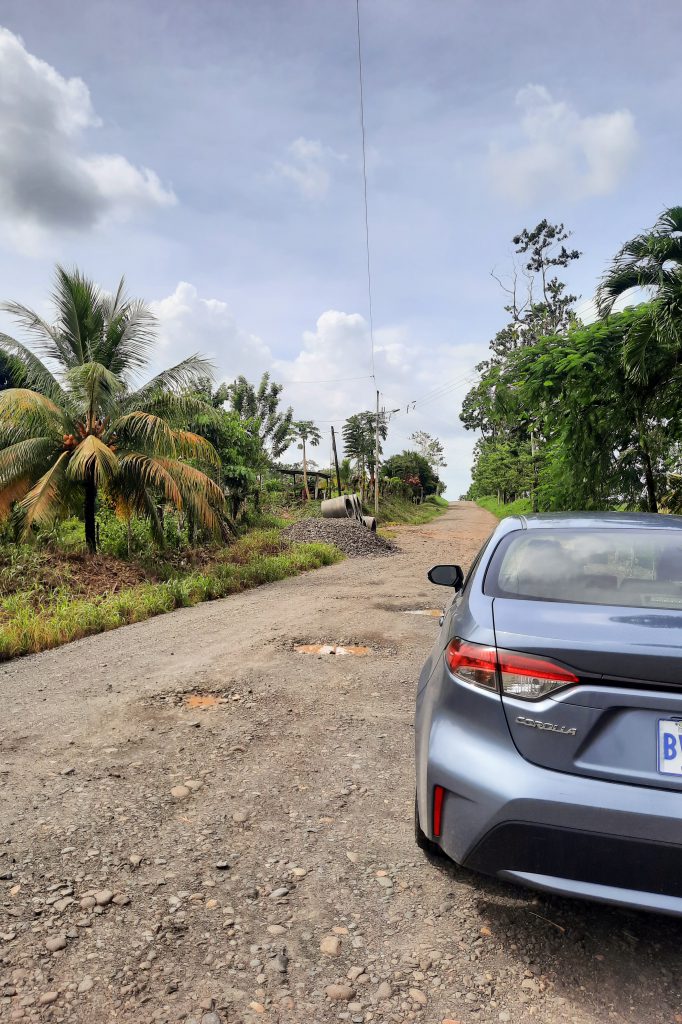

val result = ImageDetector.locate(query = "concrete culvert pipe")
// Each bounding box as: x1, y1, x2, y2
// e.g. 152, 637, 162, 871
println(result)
321, 495, 354, 519
362, 516, 377, 532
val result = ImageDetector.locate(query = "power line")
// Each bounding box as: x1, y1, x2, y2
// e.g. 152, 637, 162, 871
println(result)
355, 0, 375, 382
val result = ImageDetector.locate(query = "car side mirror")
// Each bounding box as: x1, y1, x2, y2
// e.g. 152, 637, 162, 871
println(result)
427, 564, 464, 590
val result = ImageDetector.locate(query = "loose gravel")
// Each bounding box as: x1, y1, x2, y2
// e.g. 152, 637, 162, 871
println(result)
1, 503, 679, 1024
282, 517, 396, 557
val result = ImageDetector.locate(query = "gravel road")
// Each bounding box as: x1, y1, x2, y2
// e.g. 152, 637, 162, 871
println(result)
1, 501, 681, 1024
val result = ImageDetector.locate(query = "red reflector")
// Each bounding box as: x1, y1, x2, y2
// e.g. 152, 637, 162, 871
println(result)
433, 784, 445, 837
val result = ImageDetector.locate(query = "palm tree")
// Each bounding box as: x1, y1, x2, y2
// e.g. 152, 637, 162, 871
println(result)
0, 267, 224, 552
291, 420, 321, 499
597, 206, 682, 383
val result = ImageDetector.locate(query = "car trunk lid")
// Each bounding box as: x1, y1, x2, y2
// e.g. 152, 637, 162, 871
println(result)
493, 597, 682, 790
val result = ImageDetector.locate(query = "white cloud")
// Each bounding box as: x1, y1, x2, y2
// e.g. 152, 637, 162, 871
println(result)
0, 27, 176, 250
150, 282, 272, 379
273, 137, 346, 199
489, 84, 638, 204
150, 284, 482, 495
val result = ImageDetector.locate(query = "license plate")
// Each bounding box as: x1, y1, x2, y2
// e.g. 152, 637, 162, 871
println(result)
658, 719, 682, 775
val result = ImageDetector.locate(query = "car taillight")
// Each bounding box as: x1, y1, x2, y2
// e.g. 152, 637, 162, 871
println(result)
498, 650, 578, 700
445, 638, 498, 691
445, 639, 578, 699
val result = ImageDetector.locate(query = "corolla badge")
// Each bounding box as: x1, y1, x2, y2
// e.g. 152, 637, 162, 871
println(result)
516, 715, 577, 737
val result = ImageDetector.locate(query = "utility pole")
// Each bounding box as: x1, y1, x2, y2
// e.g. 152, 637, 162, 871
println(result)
374, 389, 380, 516
331, 426, 342, 497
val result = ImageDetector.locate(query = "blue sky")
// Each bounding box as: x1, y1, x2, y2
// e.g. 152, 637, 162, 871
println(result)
0, 0, 680, 495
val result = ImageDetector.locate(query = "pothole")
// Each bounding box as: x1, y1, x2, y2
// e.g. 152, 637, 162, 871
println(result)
294, 643, 372, 657
184, 694, 223, 709
142, 688, 255, 710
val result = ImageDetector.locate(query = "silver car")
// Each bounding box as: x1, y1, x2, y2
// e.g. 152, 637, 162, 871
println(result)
415, 512, 682, 916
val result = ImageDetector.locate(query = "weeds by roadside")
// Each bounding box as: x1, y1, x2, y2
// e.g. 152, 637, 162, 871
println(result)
0, 532, 342, 661
375, 494, 448, 526
475, 496, 533, 519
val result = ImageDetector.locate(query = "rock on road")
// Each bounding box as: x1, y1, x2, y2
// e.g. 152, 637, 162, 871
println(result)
1, 502, 680, 1024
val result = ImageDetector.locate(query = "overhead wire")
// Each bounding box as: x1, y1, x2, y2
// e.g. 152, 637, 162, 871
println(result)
355, 0, 376, 383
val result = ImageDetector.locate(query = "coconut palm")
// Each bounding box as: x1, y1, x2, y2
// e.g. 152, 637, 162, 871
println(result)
0, 267, 225, 552
290, 420, 321, 500
597, 206, 682, 382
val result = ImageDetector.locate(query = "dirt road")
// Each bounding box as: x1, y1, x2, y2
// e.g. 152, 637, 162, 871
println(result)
1, 502, 680, 1024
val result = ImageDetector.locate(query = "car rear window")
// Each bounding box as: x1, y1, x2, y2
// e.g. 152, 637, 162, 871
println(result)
485, 528, 682, 609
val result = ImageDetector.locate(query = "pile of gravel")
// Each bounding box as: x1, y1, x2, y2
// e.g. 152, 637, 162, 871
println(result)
282, 517, 397, 557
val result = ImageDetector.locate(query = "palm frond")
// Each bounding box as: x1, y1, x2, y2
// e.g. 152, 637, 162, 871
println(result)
117, 453, 184, 508
0, 301, 71, 367
158, 459, 225, 506
122, 386, 219, 427
65, 362, 123, 422
0, 389, 65, 445
0, 333, 66, 402
109, 410, 178, 454
172, 429, 220, 467
0, 436, 60, 489
101, 297, 157, 379
126, 356, 216, 404
52, 265, 105, 365
159, 459, 225, 535
66, 435, 120, 485
19, 451, 70, 533
656, 206, 682, 236
0, 475, 31, 517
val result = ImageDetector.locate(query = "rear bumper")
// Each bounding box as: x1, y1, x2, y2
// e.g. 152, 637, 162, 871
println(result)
418, 681, 682, 916
465, 822, 682, 916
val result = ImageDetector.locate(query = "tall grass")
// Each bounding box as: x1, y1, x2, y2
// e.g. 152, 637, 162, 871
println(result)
375, 494, 448, 526
475, 495, 533, 519
0, 537, 342, 661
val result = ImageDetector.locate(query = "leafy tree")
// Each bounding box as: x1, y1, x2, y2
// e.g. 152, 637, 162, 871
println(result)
409, 430, 446, 470
227, 372, 293, 461
189, 380, 262, 521
0, 267, 223, 551
381, 451, 440, 496
290, 420, 321, 499
463, 221, 581, 508
508, 308, 681, 512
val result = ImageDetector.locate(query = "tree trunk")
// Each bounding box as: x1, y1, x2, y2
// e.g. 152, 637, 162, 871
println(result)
302, 439, 310, 500
84, 473, 97, 553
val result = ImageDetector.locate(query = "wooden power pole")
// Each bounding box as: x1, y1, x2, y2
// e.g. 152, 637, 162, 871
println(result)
331, 426, 342, 497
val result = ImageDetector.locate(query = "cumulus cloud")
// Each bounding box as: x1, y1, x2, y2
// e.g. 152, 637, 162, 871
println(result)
0, 27, 175, 249
150, 283, 481, 493
489, 84, 638, 203
150, 282, 272, 378
273, 137, 345, 199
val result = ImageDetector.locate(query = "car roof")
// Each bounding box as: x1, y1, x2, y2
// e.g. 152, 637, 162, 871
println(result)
504, 511, 682, 531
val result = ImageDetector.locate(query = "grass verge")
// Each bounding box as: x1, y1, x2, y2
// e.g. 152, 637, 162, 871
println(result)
375, 494, 449, 526
0, 531, 342, 661
476, 496, 533, 519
